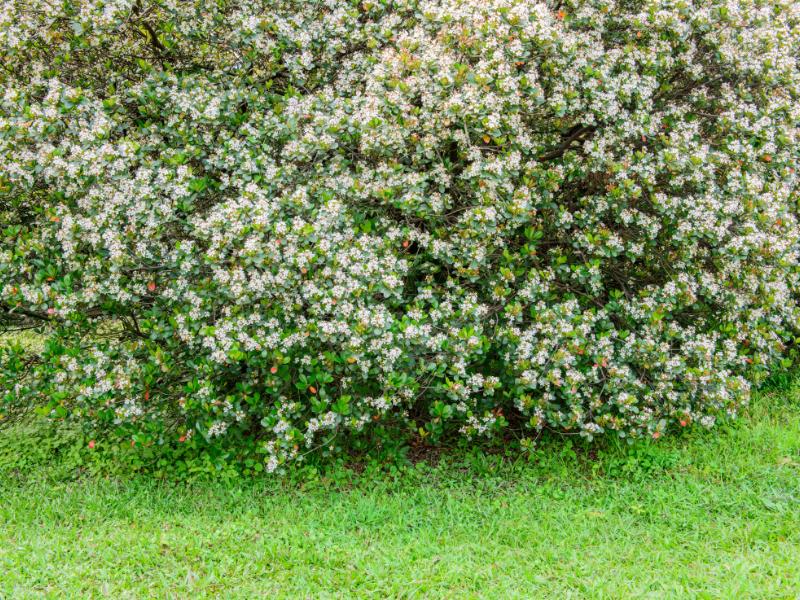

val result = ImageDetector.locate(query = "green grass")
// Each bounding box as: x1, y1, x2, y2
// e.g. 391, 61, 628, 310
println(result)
0, 329, 46, 353
1, 383, 799, 598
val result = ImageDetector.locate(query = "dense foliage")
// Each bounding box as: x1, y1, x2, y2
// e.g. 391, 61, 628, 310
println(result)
1, 0, 799, 471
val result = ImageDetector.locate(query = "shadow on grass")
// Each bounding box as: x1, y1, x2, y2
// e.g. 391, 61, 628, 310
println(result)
1, 375, 798, 495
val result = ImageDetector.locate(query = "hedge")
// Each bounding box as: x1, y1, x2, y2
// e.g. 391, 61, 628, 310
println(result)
1, 0, 799, 471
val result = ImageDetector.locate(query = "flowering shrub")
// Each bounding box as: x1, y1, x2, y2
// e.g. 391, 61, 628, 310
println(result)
1, 0, 799, 471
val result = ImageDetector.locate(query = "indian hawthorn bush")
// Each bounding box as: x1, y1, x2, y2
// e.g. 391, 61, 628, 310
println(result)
1, 0, 799, 471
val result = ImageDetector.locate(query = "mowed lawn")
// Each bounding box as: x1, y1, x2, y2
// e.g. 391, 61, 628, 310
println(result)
1, 382, 799, 598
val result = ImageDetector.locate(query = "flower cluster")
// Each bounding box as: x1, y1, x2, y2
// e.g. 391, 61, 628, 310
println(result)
1, 0, 798, 470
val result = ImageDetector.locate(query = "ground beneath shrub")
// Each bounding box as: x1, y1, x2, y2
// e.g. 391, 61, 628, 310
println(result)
1, 383, 799, 598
